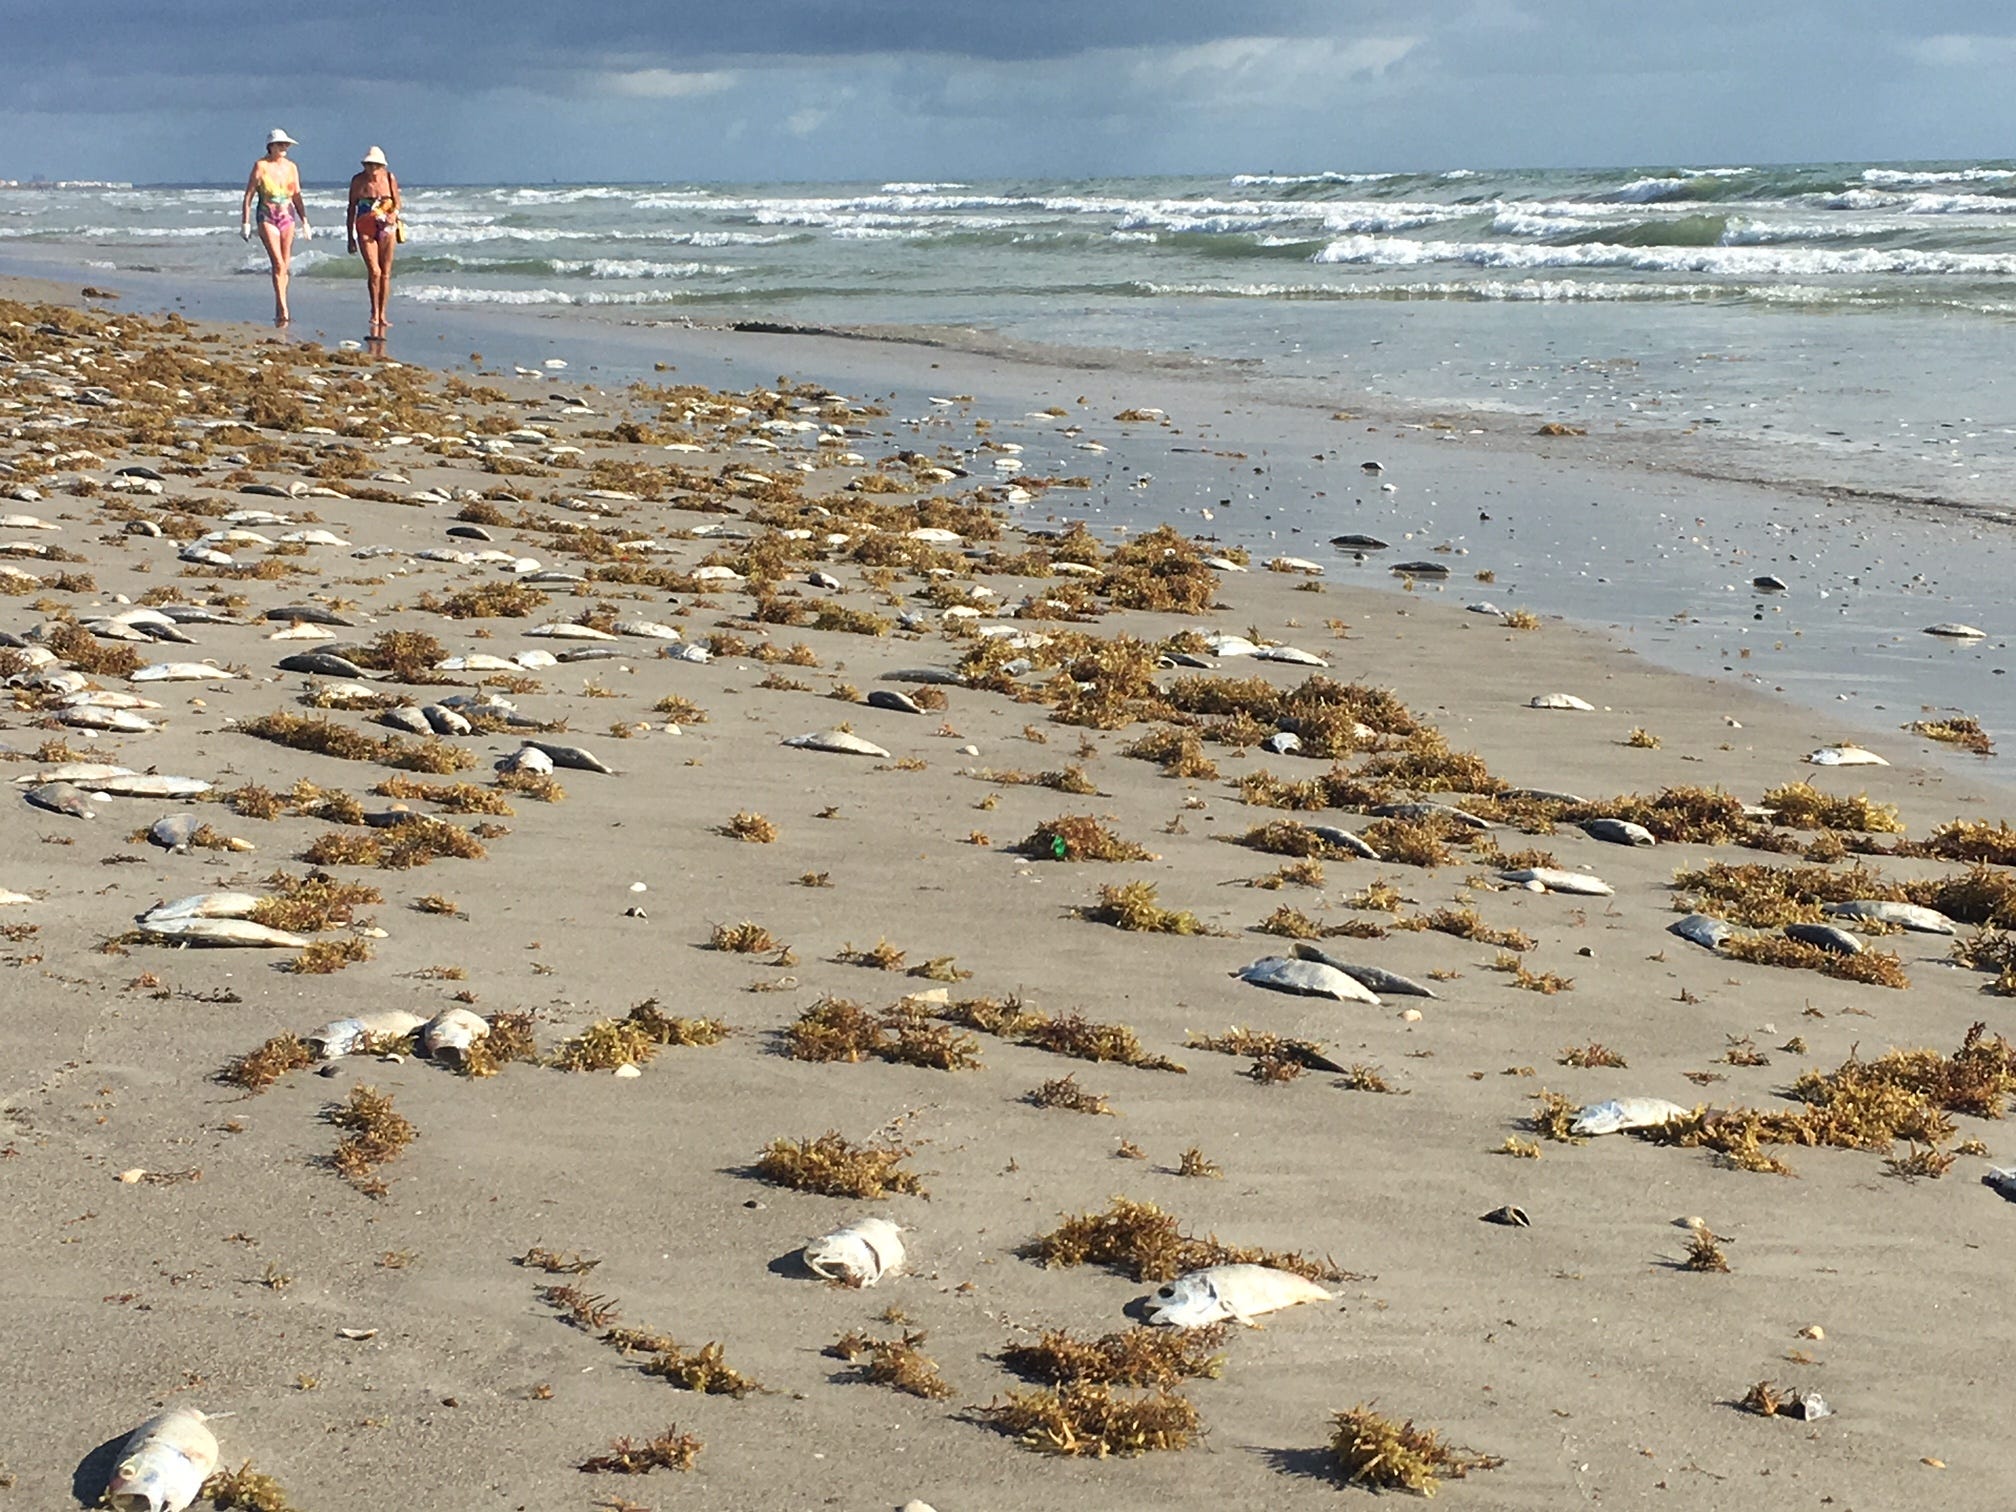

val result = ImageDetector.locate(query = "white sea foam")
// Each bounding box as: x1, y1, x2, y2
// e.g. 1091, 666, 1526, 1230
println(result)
1310, 235, 2016, 277
1230, 171, 1398, 187
1863, 166, 2015, 186
396, 284, 727, 305
881, 181, 971, 194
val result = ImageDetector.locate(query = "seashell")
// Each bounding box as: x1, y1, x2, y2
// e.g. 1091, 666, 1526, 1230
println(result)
421, 1007, 490, 1065
1923, 623, 1987, 639
1143, 1264, 1332, 1328
1806, 745, 1887, 767
1481, 1205, 1531, 1227
1822, 899, 1955, 935
1528, 693, 1595, 711
130, 663, 238, 683
1290, 943, 1436, 998
26, 781, 97, 818
784, 730, 892, 758
1234, 955, 1381, 1005
802, 1216, 906, 1286
1753, 575, 1789, 591
1570, 1097, 1692, 1137
1784, 922, 1864, 956
1669, 913, 1735, 950
310, 1009, 426, 1058
1498, 867, 1613, 896
105, 1407, 218, 1512
865, 689, 924, 715
141, 892, 264, 923
139, 918, 308, 949
1581, 817, 1655, 847
523, 739, 614, 774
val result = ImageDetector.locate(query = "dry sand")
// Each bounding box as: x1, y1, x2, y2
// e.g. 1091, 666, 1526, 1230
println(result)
4, 282, 2016, 1510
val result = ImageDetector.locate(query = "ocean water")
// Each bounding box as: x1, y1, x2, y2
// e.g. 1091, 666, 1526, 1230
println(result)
3, 161, 2015, 512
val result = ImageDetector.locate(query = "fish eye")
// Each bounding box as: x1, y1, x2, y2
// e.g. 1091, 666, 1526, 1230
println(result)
1154, 1286, 1174, 1300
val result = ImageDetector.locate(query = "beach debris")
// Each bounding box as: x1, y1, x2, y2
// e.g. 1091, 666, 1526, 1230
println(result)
1824, 899, 1956, 934
1480, 1205, 1531, 1227
1570, 1097, 1692, 1136
104, 1407, 218, 1512
1391, 560, 1450, 577
1582, 817, 1656, 847
1143, 1264, 1333, 1328
1234, 955, 1381, 1004
1924, 623, 1987, 639
1499, 867, 1614, 896
1753, 575, 1789, 592
1807, 745, 1888, 766
137, 917, 310, 949
802, 1216, 907, 1286
1528, 693, 1595, 711
1289, 942, 1436, 997
1669, 913, 1736, 950
1742, 1381, 1832, 1420
784, 729, 892, 758
1330, 534, 1389, 549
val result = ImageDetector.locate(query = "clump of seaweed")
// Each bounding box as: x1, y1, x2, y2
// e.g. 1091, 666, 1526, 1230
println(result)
1490, 952, 1574, 994
1019, 814, 1156, 862
1018, 1011, 1185, 1073
828, 1329, 955, 1399
983, 1382, 1201, 1458
285, 936, 372, 975
201, 1461, 301, 1510
372, 776, 514, 815
1001, 1325, 1227, 1387
1760, 782, 1904, 834
238, 711, 475, 773
461, 1012, 541, 1077
1919, 820, 2016, 868
1721, 932, 1909, 989
754, 1131, 926, 1198
1910, 716, 1994, 755
219, 1033, 314, 1093
1176, 1147, 1223, 1178
1026, 1074, 1115, 1114
1682, 1230, 1731, 1272
249, 872, 383, 933
521, 1246, 601, 1275
784, 997, 981, 1071
1328, 1405, 1500, 1494
1357, 817, 1457, 869
1392, 905, 1534, 951
326, 1084, 415, 1197
578, 1426, 703, 1475
710, 920, 781, 953
627, 999, 728, 1047
1032, 1196, 1336, 1283
551, 1019, 657, 1072
720, 810, 778, 843
1560, 1042, 1627, 1069
1079, 880, 1209, 934
641, 1342, 766, 1398
1122, 726, 1220, 780
836, 937, 906, 970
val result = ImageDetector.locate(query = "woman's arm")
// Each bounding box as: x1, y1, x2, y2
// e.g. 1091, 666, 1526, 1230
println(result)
388, 172, 401, 217
240, 167, 257, 232
289, 165, 307, 227
346, 173, 360, 249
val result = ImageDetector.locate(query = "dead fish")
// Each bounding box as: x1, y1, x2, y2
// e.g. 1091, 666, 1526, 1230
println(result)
612, 619, 682, 641
1785, 922, 1864, 955
1373, 801, 1490, 830
147, 814, 205, 851
1260, 731, 1302, 755
1570, 1097, 1692, 1136
158, 606, 240, 625
1807, 745, 1888, 767
140, 892, 263, 923
310, 1009, 426, 1057
1144, 1264, 1333, 1328
1924, 623, 1987, 639
277, 651, 369, 678
1234, 955, 1381, 1005
498, 746, 553, 775
784, 730, 892, 758
1581, 817, 1656, 847
1254, 644, 1328, 667
60, 705, 155, 732
1822, 899, 1955, 935
883, 668, 964, 686
264, 605, 353, 626
421, 704, 472, 736
524, 739, 615, 774
866, 689, 926, 716
1528, 692, 1595, 711
94, 774, 211, 799
1752, 575, 1789, 592
380, 706, 433, 736
421, 1007, 490, 1065
1303, 824, 1381, 860
1669, 914, 1735, 950
268, 622, 337, 642
1982, 1167, 2016, 1202
26, 781, 96, 818
661, 643, 713, 664
1290, 942, 1436, 998
18, 761, 131, 785
803, 1216, 906, 1286
526, 622, 618, 640
105, 1407, 219, 1512
138, 917, 309, 948
1500, 867, 1614, 896
130, 662, 239, 683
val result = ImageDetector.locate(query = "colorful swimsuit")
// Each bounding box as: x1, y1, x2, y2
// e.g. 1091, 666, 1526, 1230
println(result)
254, 163, 297, 231
353, 195, 395, 241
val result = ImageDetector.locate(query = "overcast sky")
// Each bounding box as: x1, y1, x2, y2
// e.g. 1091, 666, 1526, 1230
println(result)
3, 1, 2013, 184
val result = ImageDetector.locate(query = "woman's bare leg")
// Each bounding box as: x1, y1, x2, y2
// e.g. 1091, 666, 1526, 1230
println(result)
359, 236, 386, 331
377, 237, 394, 330
259, 221, 294, 325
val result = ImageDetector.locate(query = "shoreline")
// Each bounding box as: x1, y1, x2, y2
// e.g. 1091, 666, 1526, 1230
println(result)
5, 287, 2016, 1508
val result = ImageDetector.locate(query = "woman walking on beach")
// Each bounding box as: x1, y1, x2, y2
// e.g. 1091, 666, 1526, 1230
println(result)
240, 128, 307, 326
346, 146, 402, 336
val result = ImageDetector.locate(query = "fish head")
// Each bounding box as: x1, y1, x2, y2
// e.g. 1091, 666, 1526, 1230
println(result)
1144, 1272, 1228, 1328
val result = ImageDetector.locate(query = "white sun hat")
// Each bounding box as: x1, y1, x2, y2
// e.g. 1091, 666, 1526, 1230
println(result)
361, 146, 388, 166
267, 128, 298, 147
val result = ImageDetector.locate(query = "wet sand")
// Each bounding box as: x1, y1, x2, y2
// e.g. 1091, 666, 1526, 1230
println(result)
4, 280, 2016, 1510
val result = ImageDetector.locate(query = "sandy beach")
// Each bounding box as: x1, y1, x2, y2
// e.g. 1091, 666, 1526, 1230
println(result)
7, 275, 2016, 1512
